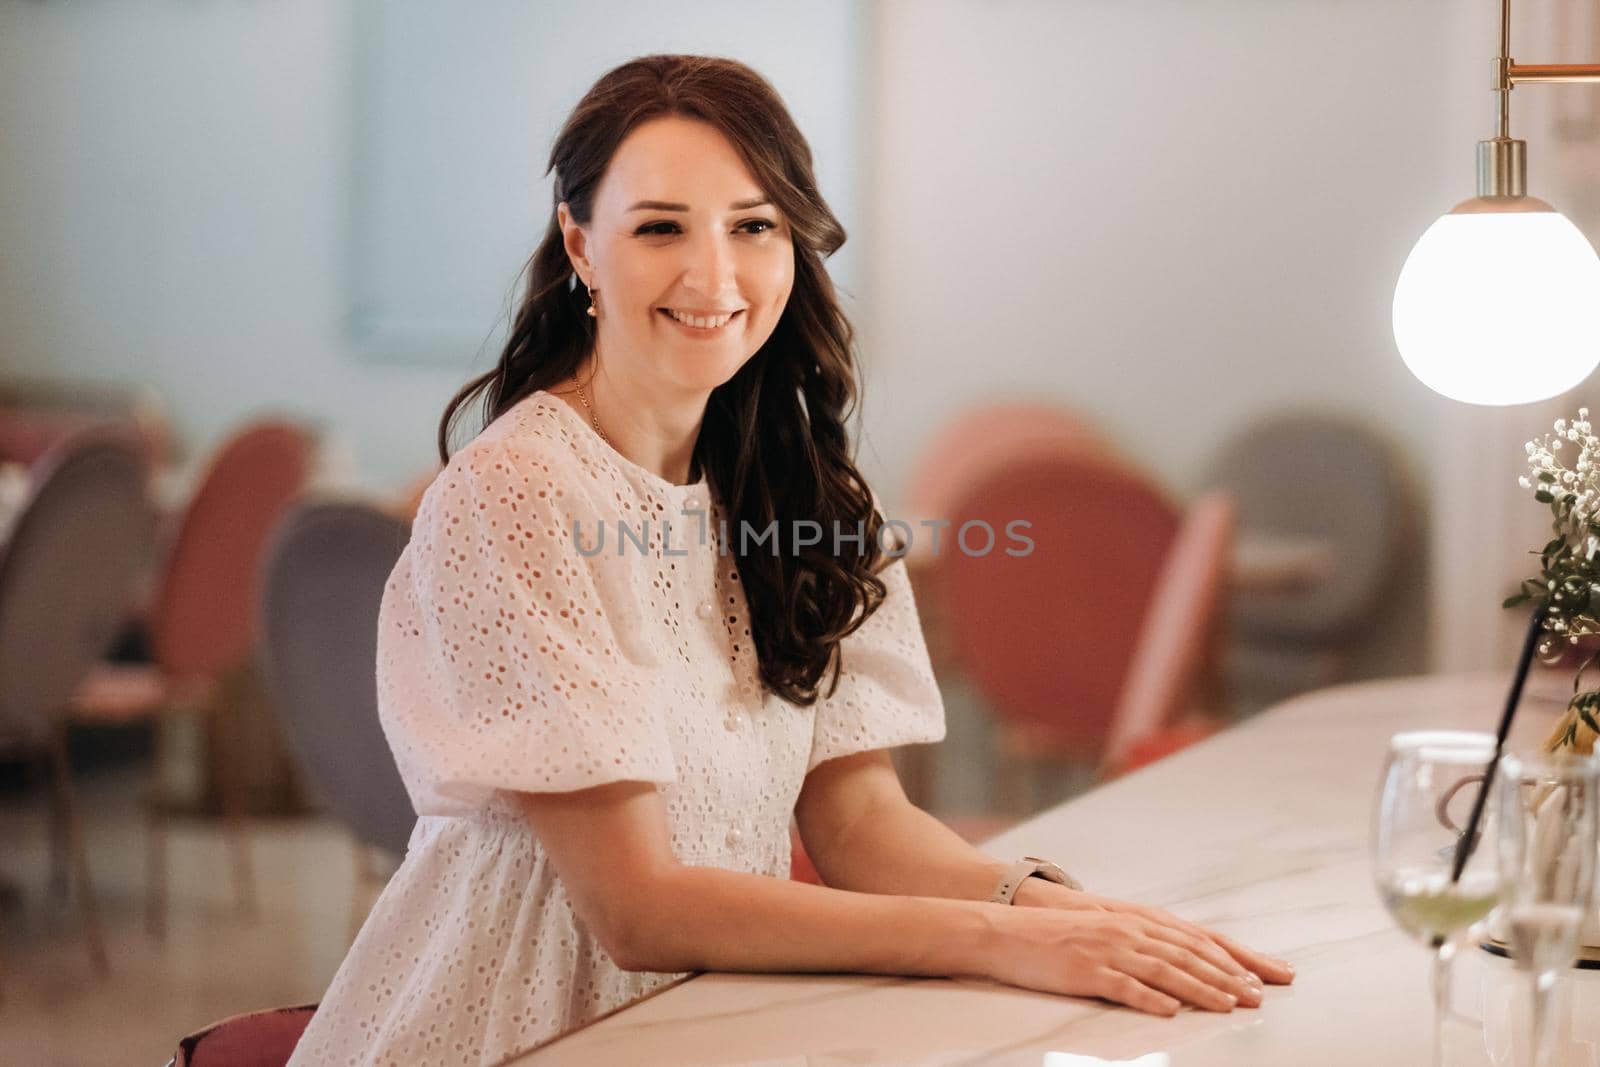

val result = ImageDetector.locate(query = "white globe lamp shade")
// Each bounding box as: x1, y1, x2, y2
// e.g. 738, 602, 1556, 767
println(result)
1392, 200, 1600, 405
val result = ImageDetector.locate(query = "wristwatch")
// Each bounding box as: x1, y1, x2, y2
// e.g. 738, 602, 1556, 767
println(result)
989, 855, 1083, 905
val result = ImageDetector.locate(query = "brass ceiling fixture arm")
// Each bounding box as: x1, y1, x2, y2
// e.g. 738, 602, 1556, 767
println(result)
1507, 64, 1600, 85
1493, 0, 1600, 94
1475, 0, 1600, 199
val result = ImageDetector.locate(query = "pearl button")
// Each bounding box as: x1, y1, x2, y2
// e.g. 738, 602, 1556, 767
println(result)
695, 601, 714, 620
683, 494, 703, 511
725, 825, 744, 848
724, 712, 747, 732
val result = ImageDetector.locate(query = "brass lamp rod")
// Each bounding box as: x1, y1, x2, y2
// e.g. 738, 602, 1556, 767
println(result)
1477, 0, 1600, 198
1496, 0, 1600, 100
1508, 64, 1600, 85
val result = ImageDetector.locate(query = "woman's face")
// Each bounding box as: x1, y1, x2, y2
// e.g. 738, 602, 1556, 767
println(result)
559, 115, 796, 397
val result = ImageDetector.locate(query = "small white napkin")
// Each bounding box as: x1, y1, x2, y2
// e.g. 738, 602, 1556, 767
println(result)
1042, 1053, 1170, 1067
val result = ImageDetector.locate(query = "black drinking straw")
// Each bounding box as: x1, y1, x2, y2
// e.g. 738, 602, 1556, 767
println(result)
1450, 605, 1549, 884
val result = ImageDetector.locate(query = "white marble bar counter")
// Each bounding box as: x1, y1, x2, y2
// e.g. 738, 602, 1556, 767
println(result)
513, 672, 1600, 1066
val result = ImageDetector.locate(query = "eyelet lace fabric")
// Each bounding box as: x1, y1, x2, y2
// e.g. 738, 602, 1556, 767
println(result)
287, 391, 945, 1066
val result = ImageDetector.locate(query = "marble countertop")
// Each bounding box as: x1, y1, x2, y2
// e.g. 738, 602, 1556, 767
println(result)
513, 671, 1600, 1066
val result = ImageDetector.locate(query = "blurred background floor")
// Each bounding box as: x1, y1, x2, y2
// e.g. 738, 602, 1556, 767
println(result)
0, 762, 352, 1067
0, 683, 1099, 1067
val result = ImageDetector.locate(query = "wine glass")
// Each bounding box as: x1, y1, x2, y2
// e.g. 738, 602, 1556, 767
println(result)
1373, 730, 1502, 1067
1495, 750, 1600, 1067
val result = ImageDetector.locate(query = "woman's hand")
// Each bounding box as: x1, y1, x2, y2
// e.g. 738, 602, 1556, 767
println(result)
1011, 876, 1299, 1004
977, 896, 1284, 1017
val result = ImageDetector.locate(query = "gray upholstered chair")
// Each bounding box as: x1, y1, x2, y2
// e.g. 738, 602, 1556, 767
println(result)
0, 428, 156, 976
1202, 414, 1416, 711
258, 498, 414, 933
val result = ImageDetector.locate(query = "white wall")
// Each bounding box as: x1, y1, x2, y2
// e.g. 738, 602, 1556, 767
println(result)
0, 1, 458, 488
346, 1, 868, 361
8, 0, 1597, 678
859, 0, 1476, 502
0, 1, 866, 492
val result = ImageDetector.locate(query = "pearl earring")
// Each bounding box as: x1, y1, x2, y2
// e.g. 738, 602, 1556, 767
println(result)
586, 284, 599, 318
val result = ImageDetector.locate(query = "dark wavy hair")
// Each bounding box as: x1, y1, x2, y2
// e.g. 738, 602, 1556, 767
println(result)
438, 54, 890, 706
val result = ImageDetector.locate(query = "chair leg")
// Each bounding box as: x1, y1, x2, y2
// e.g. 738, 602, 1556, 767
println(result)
45, 754, 69, 901
217, 766, 257, 921
209, 668, 259, 921
145, 719, 168, 938
48, 724, 108, 976
145, 787, 167, 938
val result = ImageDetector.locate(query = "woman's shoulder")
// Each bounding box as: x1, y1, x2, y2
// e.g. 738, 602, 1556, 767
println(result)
465, 389, 587, 468
419, 391, 609, 524
457, 392, 616, 487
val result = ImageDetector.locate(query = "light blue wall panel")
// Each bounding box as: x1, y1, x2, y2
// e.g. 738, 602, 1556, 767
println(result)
347, 0, 871, 363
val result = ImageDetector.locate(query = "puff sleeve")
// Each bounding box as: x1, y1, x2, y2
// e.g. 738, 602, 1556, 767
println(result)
377, 440, 677, 815
806, 555, 947, 773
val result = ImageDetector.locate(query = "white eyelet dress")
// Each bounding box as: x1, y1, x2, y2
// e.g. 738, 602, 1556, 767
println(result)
286, 391, 946, 1066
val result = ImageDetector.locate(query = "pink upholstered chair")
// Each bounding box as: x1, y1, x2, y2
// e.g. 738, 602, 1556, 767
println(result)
1104, 718, 1222, 779
0, 384, 173, 472
903, 401, 1114, 524
0, 407, 100, 467
896, 403, 1121, 811
1100, 491, 1236, 776
69, 420, 317, 934
167, 1003, 317, 1067
928, 447, 1231, 813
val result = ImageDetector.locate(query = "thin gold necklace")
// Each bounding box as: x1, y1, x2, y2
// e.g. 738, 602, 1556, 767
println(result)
572, 374, 612, 447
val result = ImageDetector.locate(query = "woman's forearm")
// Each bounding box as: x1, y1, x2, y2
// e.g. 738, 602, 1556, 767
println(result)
616, 864, 1001, 979
808, 795, 1011, 901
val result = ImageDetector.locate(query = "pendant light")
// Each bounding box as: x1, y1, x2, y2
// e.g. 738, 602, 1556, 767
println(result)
1392, 0, 1600, 405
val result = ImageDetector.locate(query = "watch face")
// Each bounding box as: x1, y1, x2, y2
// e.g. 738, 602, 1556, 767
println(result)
1023, 857, 1069, 883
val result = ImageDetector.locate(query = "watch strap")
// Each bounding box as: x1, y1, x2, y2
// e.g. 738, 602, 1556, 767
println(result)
989, 855, 1083, 905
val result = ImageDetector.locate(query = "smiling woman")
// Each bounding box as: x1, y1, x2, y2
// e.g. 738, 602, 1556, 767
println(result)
555, 118, 796, 430
284, 54, 1291, 1067
437, 57, 876, 709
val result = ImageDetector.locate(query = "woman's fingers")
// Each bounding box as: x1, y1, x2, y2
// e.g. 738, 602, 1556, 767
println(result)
991, 904, 1290, 1017
1116, 952, 1239, 1013
1128, 903, 1295, 985
1092, 968, 1182, 1017
1138, 919, 1256, 984
1136, 937, 1263, 1007
1206, 929, 1296, 985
